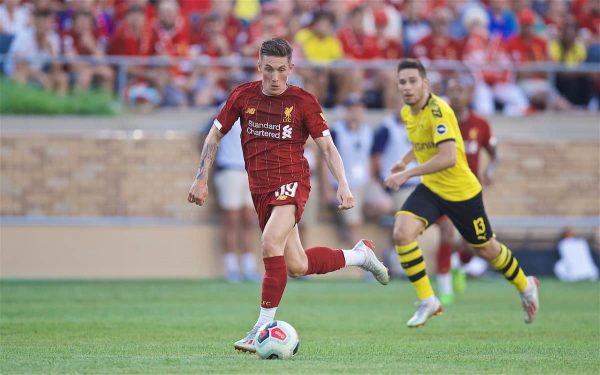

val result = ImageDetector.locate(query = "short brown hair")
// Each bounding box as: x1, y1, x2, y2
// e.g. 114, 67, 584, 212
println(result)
260, 39, 293, 63
397, 58, 427, 78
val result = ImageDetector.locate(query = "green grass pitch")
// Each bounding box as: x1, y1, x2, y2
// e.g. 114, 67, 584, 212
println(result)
1, 278, 598, 374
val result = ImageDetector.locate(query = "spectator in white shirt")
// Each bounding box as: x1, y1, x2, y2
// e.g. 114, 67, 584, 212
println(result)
0, 0, 31, 35
6, 8, 67, 94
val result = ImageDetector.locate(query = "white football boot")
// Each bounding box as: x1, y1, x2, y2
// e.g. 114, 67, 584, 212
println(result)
234, 326, 259, 353
355, 239, 389, 285
406, 296, 443, 328
520, 276, 540, 324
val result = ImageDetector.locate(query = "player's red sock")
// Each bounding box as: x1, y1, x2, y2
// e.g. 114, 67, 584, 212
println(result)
261, 256, 287, 308
304, 246, 345, 275
459, 247, 473, 265
436, 242, 453, 274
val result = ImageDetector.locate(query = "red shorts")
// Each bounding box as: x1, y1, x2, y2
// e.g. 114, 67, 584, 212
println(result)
251, 182, 310, 231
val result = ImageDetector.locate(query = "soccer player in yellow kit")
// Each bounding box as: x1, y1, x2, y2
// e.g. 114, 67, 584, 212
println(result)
384, 59, 540, 327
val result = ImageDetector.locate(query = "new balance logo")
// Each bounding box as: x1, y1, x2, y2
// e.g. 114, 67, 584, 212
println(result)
282, 125, 292, 139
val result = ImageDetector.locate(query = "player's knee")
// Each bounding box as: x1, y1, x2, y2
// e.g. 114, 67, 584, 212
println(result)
392, 225, 418, 245
261, 234, 283, 257
286, 263, 306, 278
472, 240, 500, 261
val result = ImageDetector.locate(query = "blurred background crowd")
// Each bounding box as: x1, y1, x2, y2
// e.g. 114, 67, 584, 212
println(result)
0, 0, 599, 112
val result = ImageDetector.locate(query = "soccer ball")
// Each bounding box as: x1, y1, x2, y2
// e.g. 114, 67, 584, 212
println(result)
254, 320, 300, 360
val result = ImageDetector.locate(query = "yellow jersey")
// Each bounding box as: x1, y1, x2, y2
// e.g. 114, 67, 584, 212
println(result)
294, 29, 343, 64
401, 94, 481, 201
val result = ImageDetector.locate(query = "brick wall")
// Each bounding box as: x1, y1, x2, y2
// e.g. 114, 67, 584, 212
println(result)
483, 141, 599, 217
1, 132, 598, 219
1, 134, 209, 219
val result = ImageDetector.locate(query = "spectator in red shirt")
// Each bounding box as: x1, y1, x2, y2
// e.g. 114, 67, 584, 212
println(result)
362, 0, 402, 42
461, 5, 529, 116
373, 9, 403, 60
144, 0, 190, 107
240, 4, 287, 58
62, 10, 114, 92
188, 11, 236, 107
543, 0, 568, 40
197, 11, 233, 58
410, 6, 463, 62
337, 6, 379, 60
573, 0, 600, 46
189, 0, 242, 52
337, 6, 400, 109
372, 9, 404, 109
107, 5, 162, 107
113, 0, 156, 24
507, 8, 572, 110
107, 5, 148, 57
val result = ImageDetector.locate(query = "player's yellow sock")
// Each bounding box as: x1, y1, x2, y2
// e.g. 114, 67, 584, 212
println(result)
396, 242, 434, 300
490, 243, 528, 292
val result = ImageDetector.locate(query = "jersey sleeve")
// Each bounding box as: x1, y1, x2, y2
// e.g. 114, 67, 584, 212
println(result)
214, 85, 244, 135
430, 102, 458, 145
480, 118, 496, 148
371, 126, 390, 155
301, 92, 331, 139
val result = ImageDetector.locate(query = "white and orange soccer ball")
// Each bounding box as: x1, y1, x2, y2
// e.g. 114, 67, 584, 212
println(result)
254, 320, 299, 360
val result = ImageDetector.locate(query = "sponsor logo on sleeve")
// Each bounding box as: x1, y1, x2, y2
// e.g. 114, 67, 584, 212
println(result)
320, 112, 327, 124
436, 124, 448, 135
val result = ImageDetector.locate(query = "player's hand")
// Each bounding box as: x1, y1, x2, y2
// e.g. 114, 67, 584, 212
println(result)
384, 171, 411, 191
188, 179, 209, 206
390, 161, 407, 174
337, 184, 354, 210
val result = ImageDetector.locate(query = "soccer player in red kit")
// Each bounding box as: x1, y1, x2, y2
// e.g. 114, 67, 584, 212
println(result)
187, 39, 389, 353
437, 77, 500, 298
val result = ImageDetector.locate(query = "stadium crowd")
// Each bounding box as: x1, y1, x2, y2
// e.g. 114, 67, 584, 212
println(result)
1, 0, 599, 112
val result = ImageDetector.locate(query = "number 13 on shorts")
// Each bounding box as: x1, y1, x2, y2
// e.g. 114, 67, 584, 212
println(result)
473, 217, 487, 241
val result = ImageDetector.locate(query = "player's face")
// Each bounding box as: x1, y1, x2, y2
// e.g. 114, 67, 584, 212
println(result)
397, 68, 429, 106
446, 81, 467, 110
258, 55, 294, 96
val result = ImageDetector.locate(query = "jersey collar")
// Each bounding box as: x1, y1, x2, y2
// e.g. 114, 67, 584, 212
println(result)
421, 93, 432, 111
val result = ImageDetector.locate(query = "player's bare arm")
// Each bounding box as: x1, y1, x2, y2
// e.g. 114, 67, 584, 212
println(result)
389, 147, 416, 173
188, 125, 224, 206
384, 141, 456, 191
315, 136, 354, 210
483, 143, 499, 186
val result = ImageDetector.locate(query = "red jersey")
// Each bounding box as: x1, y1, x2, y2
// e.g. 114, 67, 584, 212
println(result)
506, 34, 547, 79
336, 26, 379, 60
215, 81, 330, 193
376, 38, 403, 60
107, 23, 148, 56
410, 34, 463, 60
62, 31, 97, 56
458, 111, 495, 176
